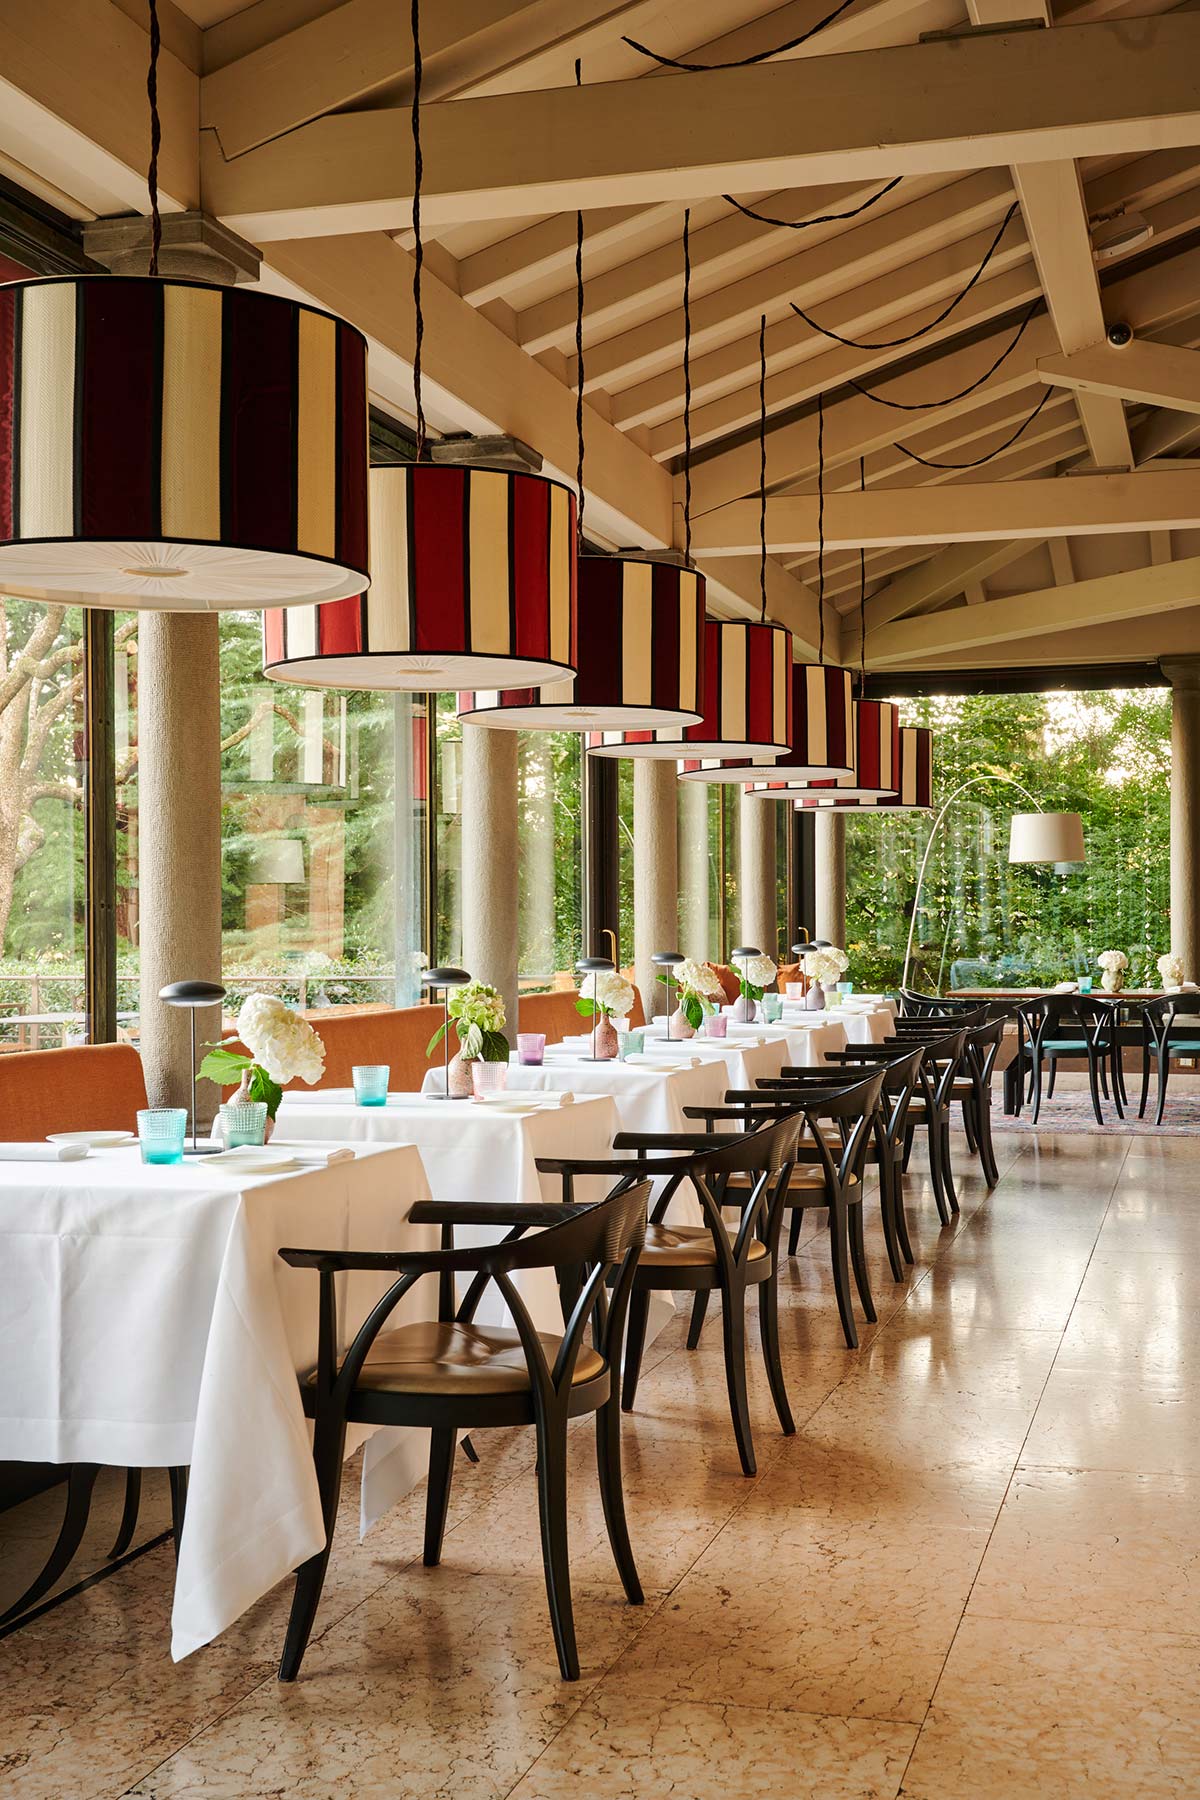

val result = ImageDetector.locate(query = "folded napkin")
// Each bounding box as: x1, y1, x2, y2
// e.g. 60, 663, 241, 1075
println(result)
1052, 981, 1079, 993
1, 1142, 89, 1162
624, 1052, 700, 1070
288, 1146, 357, 1165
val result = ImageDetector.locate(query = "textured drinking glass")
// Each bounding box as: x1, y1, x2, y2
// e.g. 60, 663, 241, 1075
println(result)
219, 1100, 267, 1148
620, 1028, 645, 1060
352, 1064, 390, 1107
786, 982, 806, 1000
138, 1108, 188, 1166
471, 1060, 509, 1097
517, 1033, 546, 1066
706, 1014, 729, 1038
1078, 977, 1093, 994
837, 981, 854, 996
763, 994, 783, 1023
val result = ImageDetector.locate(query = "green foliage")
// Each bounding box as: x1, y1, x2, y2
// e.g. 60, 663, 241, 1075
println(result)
196, 1046, 284, 1117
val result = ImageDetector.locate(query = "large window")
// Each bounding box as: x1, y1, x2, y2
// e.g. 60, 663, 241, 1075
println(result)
845, 690, 1172, 991
517, 729, 583, 990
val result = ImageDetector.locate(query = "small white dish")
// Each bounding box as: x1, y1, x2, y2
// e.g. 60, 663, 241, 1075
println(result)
211, 1147, 307, 1174
46, 1130, 136, 1149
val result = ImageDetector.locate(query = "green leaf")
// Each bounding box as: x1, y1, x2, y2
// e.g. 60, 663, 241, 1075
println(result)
197, 1046, 252, 1085
576, 996, 597, 1017
247, 1066, 284, 1118
683, 994, 703, 1030
425, 1021, 447, 1059
481, 1030, 510, 1063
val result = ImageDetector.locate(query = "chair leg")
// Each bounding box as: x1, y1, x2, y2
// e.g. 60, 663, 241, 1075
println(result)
1110, 1044, 1125, 1121
787, 1205, 805, 1257
961, 1099, 978, 1156
108, 1468, 142, 1560
977, 1100, 1000, 1189
422, 1427, 457, 1567
828, 1199, 859, 1350
939, 1122, 960, 1215
926, 1125, 951, 1226
892, 1156, 914, 1265
1086, 1053, 1105, 1127
685, 1289, 710, 1350
595, 1398, 642, 1606
758, 1270, 794, 1437
848, 1202, 877, 1323
901, 1123, 915, 1173
1031, 1052, 1044, 1124
1156, 1053, 1170, 1127
719, 1277, 756, 1476
0, 1464, 100, 1627
167, 1467, 188, 1564
278, 1417, 346, 1683
1098, 1056, 1110, 1100
621, 1286, 650, 1413
877, 1156, 904, 1283
1046, 1056, 1057, 1100
1139, 1052, 1152, 1119
534, 1413, 579, 1681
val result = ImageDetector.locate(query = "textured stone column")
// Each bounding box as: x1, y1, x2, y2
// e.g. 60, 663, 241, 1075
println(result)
138, 615, 223, 1117
633, 760, 679, 1020
739, 791, 778, 957
1162, 657, 1200, 978
677, 778, 710, 960
814, 809, 847, 949
461, 722, 520, 1035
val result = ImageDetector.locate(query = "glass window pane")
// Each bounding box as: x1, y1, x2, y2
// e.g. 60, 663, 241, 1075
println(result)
518, 729, 583, 992
435, 693, 463, 966
0, 602, 87, 1048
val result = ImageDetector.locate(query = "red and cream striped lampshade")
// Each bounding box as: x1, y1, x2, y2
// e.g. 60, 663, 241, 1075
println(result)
0, 276, 369, 611
678, 662, 854, 784
751, 699, 900, 801
586, 619, 792, 760
457, 556, 705, 730
796, 725, 933, 811
263, 463, 577, 691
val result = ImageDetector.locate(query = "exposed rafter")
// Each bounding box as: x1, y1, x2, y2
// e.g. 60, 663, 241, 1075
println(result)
1039, 339, 1200, 416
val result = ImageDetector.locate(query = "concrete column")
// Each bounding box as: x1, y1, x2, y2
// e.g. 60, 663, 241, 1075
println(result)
633, 760, 679, 1020
138, 615, 223, 1117
1162, 656, 1200, 978
814, 809, 847, 949
739, 791, 778, 957
461, 722, 520, 1036
677, 778, 710, 959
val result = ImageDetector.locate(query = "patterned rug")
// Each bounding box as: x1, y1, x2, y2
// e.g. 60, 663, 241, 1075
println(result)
991, 1088, 1200, 1136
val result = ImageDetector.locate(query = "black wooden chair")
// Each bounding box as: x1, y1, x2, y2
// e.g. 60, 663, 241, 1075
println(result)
1137, 996, 1200, 1124
899, 989, 983, 1018
1017, 995, 1123, 1125
950, 1016, 1005, 1188
884, 1027, 968, 1219
276, 1184, 649, 1683
538, 1115, 802, 1477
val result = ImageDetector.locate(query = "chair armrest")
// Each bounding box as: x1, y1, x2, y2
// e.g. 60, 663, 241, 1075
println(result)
534, 1153, 693, 1177
407, 1200, 592, 1229
611, 1130, 727, 1151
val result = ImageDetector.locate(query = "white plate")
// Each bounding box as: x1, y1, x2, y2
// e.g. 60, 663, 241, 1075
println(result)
210, 1148, 307, 1174
46, 1130, 136, 1148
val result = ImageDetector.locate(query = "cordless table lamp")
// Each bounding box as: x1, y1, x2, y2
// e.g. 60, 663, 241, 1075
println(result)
158, 980, 228, 1156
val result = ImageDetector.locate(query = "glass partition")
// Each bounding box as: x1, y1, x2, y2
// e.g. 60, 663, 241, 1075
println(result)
517, 730, 583, 991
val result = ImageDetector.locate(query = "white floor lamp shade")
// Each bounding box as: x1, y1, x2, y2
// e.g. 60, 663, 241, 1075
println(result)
1008, 812, 1086, 864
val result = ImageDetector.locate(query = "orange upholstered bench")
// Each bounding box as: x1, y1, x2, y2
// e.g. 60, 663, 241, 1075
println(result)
519, 987, 646, 1044
223, 1003, 442, 1095
0, 1043, 149, 1141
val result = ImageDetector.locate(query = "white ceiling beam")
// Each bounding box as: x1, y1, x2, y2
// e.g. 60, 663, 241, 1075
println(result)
864, 540, 1034, 629
199, 15, 1200, 239
690, 470, 1200, 555
869, 552, 1200, 665
697, 556, 831, 662
1038, 339, 1200, 416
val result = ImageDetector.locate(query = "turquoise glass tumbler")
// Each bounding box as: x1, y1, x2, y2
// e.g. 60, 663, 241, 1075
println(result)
837, 981, 854, 997
220, 1100, 267, 1148
762, 994, 783, 1023
621, 1028, 646, 1060
353, 1064, 390, 1106
138, 1108, 187, 1165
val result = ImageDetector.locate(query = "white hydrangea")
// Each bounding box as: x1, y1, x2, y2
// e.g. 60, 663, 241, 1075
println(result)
1157, 952, 1184, 988
237, 993, 326, 1085
803, 946, 849, 987
742, 953, 778, 989
1097, 950, 1129, 973
675, 958, 727, 1000
580, 969, 636, 1017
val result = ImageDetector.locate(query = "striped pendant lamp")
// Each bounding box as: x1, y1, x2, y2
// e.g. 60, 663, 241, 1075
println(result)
678, 662, 854, 784
750, 698, 900, 801
457, 555, 705, 730
586, 618, 792, 760
262, 462, 578, 691
0, 276, 369, 612
795, 725, 933, 811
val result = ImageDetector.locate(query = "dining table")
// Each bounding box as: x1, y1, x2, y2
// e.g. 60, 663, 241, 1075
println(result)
0, 1138, 436, 1661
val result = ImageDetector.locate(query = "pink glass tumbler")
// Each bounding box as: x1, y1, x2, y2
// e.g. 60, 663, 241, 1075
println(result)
517, 1033, 546, 1066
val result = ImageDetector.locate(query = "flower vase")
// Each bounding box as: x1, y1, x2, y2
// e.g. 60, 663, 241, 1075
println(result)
446, 1051, 474, 1099
805, 981, 826, 1012
593, 1016, 620, 1060
1101, 973, 1125, 995
668, 1006, 696, 1039
731, 994, 757, 1024
232, 1072, 275, 1140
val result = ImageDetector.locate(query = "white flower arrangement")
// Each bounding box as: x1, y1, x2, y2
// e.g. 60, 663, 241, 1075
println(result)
1097, 950, 1128, 974
199, 992, 326, 1118
736, 952, 778, 1002
577, 969, 636, 1021
427, 979, 509, 1063
803, 946, 849, 987
1157, 952, 1185, 990
658, 957, 725, 1030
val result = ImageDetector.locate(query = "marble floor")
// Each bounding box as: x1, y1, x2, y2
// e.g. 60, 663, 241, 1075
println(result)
3, 1129, 1198, 1798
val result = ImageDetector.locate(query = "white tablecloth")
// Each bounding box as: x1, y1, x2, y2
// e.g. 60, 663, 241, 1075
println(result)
781, 1001, 894, 1047
631, 1028, 789, 1091
0, 1141, 432, 1661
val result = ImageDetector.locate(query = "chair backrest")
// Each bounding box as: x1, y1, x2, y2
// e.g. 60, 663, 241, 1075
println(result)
1020, 995, 1117, 1054
892, 1005, 989, 1033
964, 1015, 1006, 1084
797, 1068, 888, 1190
0, 1043, 148, 1140
900, 989, 978, 1018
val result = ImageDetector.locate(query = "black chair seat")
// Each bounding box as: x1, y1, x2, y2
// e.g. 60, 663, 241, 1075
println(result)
314, 1320, 605, 1397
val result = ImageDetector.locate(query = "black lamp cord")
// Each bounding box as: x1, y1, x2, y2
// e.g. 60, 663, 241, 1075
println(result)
624, 0, 858, 69
146, 0, 162, 276
758, 313, 767, 621
817, 393, 826, 667
575, 59, 585, 549
411, 0, 426, 460
858, 456, 867, 692
683, 208, 693, 565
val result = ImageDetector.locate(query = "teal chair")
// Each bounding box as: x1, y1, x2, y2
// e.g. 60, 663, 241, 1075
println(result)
1138, 996, 1200, 1124
1019, 996, 1122, 1126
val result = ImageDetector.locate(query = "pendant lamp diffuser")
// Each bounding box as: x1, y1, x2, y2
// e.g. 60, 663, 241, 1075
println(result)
751, 698, 900, 801
0, 277, 369, 611
795, 726, 933, 811
678, 662, 854, 784
587, 618, 792, 760
457, 556, 705, 730
262, 462, 578, 690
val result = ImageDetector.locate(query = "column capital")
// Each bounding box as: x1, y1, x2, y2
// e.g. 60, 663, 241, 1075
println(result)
1160, 655, 1200, 691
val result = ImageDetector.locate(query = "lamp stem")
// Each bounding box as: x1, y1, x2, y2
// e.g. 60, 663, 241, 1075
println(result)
667, 972, 673, 1040
444, 992, 450, 1097
190, 1009, 198, 1151
900, 771, 1044, 993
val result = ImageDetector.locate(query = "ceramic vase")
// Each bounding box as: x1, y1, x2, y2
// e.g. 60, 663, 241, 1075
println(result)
805, 981, 826, 1012
594, 1016, 619, 1060
731, 994, 757, 1024
1101, 972, 1125, 994
232, 1071, 275, 1140
668, 1006, 696, 1039
447, 1050, 474, 1098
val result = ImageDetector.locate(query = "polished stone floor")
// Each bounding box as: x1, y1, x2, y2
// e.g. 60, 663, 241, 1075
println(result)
3, 1129, 1198, 1798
